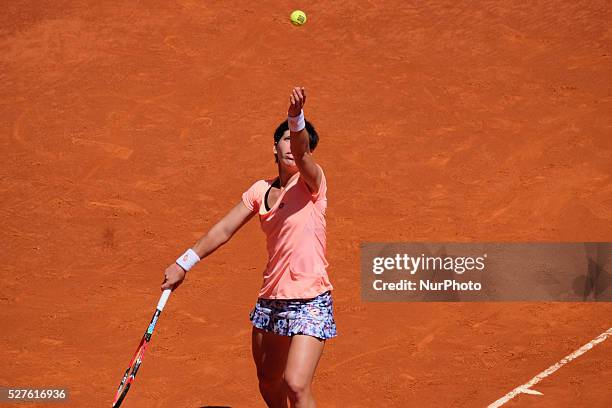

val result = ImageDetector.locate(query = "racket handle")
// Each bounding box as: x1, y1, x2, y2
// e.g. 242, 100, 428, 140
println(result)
157, 289, 172, 311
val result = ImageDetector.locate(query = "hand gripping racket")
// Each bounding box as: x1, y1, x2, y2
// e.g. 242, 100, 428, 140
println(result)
112, 289, 172, 407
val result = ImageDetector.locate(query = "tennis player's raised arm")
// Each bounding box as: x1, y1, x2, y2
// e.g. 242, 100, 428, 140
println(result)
288, 87, 323, 194
161, 201, 255, 290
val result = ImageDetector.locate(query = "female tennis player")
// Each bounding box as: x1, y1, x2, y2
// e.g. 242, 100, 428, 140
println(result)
161, 86, 336, 408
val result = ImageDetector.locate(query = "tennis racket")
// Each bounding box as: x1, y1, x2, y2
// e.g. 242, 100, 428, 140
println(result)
112, 289, 172, 407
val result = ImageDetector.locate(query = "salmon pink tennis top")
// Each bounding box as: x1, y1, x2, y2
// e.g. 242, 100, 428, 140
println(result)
241, 166, 334, 299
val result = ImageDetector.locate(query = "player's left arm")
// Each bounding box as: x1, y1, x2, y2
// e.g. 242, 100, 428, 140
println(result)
288, 86, 323, 194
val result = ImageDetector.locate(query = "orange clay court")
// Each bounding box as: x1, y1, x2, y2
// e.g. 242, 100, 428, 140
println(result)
1, 1, 611, 407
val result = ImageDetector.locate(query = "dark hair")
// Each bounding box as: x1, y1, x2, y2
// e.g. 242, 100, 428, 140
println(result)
273, 119, 319, 153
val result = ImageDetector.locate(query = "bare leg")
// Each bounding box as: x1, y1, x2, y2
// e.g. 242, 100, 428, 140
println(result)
252, 327, 291, 408
284, 335, 325, 408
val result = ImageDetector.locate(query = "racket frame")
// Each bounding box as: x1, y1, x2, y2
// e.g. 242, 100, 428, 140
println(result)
112, 289, 171, 407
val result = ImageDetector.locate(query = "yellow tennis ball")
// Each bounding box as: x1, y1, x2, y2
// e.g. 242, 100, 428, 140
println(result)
290, 10, 307, 26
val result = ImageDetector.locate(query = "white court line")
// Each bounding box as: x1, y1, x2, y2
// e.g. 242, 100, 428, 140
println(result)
488, 327, 612, 408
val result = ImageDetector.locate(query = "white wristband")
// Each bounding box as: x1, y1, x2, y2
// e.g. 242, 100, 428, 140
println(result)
176, 248, 200, 272
288, 110, 305, 132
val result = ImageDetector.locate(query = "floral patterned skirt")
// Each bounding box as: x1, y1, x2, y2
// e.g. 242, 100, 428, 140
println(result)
249, 290, 337, 340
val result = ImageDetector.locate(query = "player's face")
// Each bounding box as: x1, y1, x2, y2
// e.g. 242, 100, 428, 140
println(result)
274, 130, 297, 168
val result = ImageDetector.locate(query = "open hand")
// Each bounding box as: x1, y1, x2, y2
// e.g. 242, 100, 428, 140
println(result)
288, 86, 306, 117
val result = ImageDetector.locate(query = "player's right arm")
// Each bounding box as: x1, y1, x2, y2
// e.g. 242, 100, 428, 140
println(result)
161, 201, 255, 290
192, 201, 255, 259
